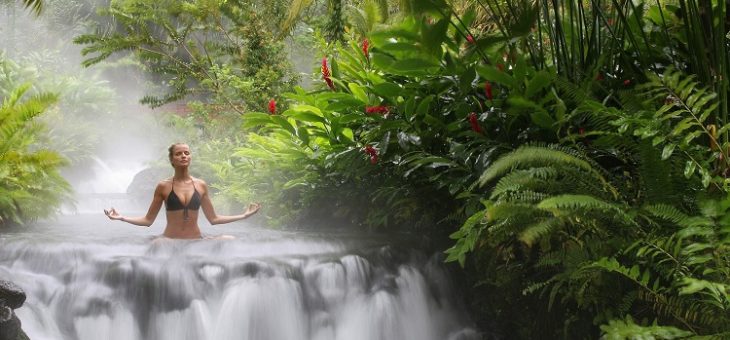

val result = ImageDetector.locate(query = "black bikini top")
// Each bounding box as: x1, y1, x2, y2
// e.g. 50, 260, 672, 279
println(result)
165, 178, 201, 220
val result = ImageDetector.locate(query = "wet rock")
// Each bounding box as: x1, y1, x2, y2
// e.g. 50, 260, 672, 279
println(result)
0, 280, 30, 340
0, 280, 25, 309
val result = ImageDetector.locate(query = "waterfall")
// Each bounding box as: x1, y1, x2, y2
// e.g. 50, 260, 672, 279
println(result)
76, 156, 145, 194
64, 157, 148, 215
0, 217, 480, 340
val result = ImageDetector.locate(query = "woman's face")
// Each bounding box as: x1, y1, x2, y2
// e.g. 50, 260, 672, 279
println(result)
170, 144, 191, 168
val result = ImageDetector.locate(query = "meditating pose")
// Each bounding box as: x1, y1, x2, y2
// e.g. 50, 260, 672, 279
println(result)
104, 143, 261, 239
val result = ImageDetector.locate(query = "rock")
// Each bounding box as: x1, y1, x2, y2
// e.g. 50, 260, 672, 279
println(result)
0, 280, 29, 340
0, 281, 25, 310
126, 165, 170, 198
0, 311, 26, 340
0, 306, 10, 322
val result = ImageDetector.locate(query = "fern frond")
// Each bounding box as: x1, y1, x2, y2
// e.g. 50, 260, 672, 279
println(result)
478, 146, 615, 197
491, 167, 557, 199
643, 204, 691, 225
519, 217, 562, 246
504, 190, 551, 204
537, 194, 627, 217
640, 68, 719, 143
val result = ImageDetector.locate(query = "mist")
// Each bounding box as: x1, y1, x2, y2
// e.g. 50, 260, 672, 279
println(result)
0, 0, 177, 201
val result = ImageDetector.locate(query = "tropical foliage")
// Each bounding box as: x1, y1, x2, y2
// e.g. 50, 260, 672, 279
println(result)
6, 0, 730, 337
0, 83, 70, 225
225, 0, 730, 337
73, 0, 298, 112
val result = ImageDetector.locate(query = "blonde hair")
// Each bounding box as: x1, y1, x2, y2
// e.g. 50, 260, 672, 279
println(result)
168, 143, 188, 166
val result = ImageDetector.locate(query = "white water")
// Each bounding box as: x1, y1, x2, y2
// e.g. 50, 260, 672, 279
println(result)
63, 156, 149, 214
0, 216, 479, 340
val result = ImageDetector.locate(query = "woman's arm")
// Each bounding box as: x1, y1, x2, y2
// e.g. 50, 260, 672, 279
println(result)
104, 182, 165, 227
199, 180, 261, 225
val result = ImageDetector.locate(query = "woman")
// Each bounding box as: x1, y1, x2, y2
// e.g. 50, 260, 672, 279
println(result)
104, 143, 261, 239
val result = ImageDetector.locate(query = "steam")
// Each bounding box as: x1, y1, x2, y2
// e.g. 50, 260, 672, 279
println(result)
0, 2, 175, 197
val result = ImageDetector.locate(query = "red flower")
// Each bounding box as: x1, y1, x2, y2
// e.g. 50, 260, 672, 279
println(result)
321, 57, 335, 91
362, 39, 369, 59
365, 105, 389, 115
370, 154, 378, 164
321, 57, 330, 78
466, 34, 475, 44
364, 145, 378, 164
468, 112, 482, 133
484, 81, 493, 101
623, 79, 631, 86
268, 99, 276, 114
324, 77, 335, 90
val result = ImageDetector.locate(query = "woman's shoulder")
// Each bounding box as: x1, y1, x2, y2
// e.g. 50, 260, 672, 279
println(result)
156, 178, 173, 188
192, 177, 208, 187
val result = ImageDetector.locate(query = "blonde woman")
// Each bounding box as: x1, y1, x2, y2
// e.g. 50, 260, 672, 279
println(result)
104, 143, 260, 239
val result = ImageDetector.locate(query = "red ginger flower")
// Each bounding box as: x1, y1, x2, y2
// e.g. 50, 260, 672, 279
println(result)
623, 79, 631, 86
268, 99, 276, 114
466, 34, 475, 44
364, 145, 378, 164
365, 105, 389, 115
484, 81, 493, 101
362, 39, 369, 59
321, 57, 335, 91
468, 112, 482, 133
321, 57, 331, 78
324, 77, 335, 90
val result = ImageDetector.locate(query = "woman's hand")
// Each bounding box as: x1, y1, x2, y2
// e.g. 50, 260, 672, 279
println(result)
104, 208, 124, 221
244, 203, 261, 217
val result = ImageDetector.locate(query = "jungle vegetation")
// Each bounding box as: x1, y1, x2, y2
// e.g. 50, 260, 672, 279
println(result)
2, 0, 729, 338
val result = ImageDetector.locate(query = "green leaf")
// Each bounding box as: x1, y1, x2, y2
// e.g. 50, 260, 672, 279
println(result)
421, 18, 448, 57
242, 112, 273, 128
423, 113, 445, 128
416, 95, 434, 116
389, 58, 440, 76
289, 104, 323, 115
288, 111, 326, 123
269, 115, 296, 135
371, 82, 403, 98
661, 144, 675, 160
378, 42, 422, 56
297, 126, 310, 145
651, 136, 665, 146
370, 52, 396, 70
526, 71, 553, 98
530, 111, 555, 130
477, 65, 518, 88
348, 83, 368, 104
701, 168, 711, 188
684, 161, 696, 178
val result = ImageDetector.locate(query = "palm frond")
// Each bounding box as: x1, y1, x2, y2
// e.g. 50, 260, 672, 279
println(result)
20, 0, 43, 15
279, 0, 315, 37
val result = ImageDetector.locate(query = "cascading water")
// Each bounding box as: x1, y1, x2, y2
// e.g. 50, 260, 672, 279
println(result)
62, 156, 149, 215
0, 216, 480, 340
